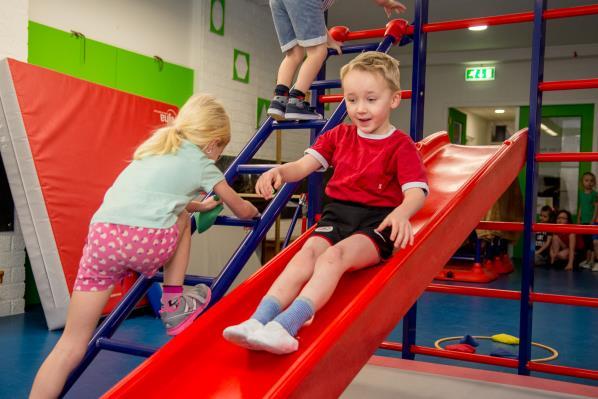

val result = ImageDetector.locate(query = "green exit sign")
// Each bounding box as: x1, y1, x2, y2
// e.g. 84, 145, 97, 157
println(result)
465, 67, 495, 81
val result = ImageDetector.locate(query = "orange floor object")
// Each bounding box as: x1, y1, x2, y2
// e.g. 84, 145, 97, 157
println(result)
102, 130, 527, 399
434, 261, 499, 283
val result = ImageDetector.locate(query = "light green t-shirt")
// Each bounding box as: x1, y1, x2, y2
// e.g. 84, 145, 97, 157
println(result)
92, 140, 224, 228
578, 190, 598, 224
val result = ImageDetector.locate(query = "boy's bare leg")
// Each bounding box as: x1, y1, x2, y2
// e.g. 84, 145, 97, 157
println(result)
276, 45, 304, 88
266, 236, 330, 308
298, 234, 380, 311
30, 289, 113, 399
293, 43, 328, 93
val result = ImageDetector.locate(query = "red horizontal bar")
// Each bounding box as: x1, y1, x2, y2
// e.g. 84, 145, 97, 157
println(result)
418, 5, 598, 33
539, 79, 598, 91
544, 4, 598, 20
528, 362, 598, 380
318, 90, 412, 104
427, 284, 520, 300
379, 341, 403, 352
427, 284, 598, 308
536, 152, 598, 162
476, 221, 598, 235
532, 292, 598, 308
345, 28, 386, 41
477, 221, 524, 231
411, 345, 519, 368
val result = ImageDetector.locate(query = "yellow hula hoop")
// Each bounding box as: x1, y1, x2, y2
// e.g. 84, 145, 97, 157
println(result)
434, 336, 559, 363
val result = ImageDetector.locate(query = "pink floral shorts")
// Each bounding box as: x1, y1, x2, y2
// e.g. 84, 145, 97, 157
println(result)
74, 222, 179, 292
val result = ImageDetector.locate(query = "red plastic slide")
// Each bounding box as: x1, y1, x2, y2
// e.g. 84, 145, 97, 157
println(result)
103, 129, 527, 398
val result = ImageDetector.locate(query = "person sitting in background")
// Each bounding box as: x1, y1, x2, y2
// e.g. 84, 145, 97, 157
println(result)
535, 205, 554, 267
550, 209, 584, 271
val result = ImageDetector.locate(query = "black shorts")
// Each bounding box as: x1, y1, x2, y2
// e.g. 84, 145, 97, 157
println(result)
312, 200, 395, 259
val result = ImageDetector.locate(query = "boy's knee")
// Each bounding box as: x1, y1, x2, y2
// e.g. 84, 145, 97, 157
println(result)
306, 44, 327, 59
317, 246, 344, 269
286, 46, 304, 63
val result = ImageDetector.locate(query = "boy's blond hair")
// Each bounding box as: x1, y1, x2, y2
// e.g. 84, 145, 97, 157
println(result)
340, 52, 401, 92
134, 93, 231, 160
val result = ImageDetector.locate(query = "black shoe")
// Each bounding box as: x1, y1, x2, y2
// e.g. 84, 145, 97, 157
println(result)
285, 100, 323, 121
267, 96, 287, 120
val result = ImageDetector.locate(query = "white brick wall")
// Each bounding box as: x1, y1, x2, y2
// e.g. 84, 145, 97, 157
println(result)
0, 0, 28, 317
190, 0, 310, 163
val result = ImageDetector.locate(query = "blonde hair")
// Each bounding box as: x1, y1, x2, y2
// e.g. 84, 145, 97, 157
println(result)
134, 93, 231, 160
340, 51, 401, 92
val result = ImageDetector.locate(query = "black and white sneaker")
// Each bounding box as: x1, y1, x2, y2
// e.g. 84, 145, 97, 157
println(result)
267, 95, 288, 120
285, 99, 323, 121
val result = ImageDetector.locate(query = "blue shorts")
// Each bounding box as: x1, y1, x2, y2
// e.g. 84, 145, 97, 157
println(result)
270, 0, 327, 52
594, 222, 598, 241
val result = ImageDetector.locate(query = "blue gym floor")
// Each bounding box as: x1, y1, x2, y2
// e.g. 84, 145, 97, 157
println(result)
1, 265, 596, 398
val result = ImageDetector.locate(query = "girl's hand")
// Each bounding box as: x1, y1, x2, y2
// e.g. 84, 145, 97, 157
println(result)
376, 208, 413, 249
195, 196, 222, 212
327, 31, 343, 55
381, 0, 407, 18
256, 168, 283, 200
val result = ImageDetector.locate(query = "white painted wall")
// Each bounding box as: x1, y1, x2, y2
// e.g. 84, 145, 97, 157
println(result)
0, 0, 28, 316
189, 0, 309, 162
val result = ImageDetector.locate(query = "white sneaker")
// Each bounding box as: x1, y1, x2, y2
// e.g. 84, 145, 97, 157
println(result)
592, 263, 598, 272
223, 319, 264, 350
579, 260, 591, 269
247, 321, 299, 355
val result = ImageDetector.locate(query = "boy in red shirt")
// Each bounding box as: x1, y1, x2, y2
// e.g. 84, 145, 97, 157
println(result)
224, 52, 428, 354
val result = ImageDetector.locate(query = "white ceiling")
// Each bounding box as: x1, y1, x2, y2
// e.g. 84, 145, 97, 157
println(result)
327, 0, 598, 53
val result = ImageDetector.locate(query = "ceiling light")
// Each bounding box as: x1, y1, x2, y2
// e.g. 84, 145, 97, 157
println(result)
540, 123, 558, 137
468, 25, 488, 31
494, 109, 505, 114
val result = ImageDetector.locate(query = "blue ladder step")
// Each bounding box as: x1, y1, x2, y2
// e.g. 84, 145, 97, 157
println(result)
327, 43, 379, 56
96, 337, 157, 357
311, 79, 341, 90
214, 215, 258, 227
236, 164, 275, 174
272, 120, 327, 130
152, 272, 214, 287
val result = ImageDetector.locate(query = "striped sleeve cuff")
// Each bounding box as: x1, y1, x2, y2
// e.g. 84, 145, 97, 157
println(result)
304, 148, 329, 172
402, 182, 429, 196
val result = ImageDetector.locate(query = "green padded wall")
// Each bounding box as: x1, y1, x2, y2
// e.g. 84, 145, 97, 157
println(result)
28, 21, 193, 107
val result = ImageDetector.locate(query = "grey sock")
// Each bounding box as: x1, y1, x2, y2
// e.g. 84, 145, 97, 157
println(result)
250, 295, 281, 325
273, 297, 314, 336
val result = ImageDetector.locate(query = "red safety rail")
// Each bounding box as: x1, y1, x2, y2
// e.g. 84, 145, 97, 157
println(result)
536, 152, 598, 162
410, 4, 598, 33
319, 89, 412, 104
476, 221, 598, 235
379, 342, 598, 380
426, 284, 598, 308
330, 5, 598, 40
528, 363, 598, 380
539, 79, 598, 91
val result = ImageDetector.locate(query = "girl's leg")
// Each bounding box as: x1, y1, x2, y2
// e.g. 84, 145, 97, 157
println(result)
30, 289, 113, 399
550, 235, 563, 263
159, 211, 210, 335
162, 211, 191, 287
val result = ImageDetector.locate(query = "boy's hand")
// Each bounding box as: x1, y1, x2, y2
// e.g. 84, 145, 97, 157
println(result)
378, 0, 407, 18
327, 31, 343, 55
256, 168, 283, 200
376, 208, 414, 249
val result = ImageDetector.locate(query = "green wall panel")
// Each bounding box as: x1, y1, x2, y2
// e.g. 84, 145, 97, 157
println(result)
28, 21, 192, 107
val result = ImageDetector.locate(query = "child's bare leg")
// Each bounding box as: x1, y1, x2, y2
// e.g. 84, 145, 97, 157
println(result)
30, 289, 113, 399
298, 234, 380, 311
245, 235, 380, 354
162, 211, 191, 286
276, 45, 304, 88
293, 43, 328, 93
265, 236, 330, 308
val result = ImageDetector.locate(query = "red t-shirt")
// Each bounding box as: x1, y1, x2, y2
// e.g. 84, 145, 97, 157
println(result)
306, 124, 428, 207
